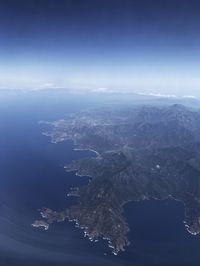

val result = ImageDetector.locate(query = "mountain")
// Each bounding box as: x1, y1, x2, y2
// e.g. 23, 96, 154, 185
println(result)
33, 104, 200, 255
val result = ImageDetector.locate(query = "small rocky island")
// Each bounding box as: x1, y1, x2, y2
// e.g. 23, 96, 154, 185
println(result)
32, 104, 200, 255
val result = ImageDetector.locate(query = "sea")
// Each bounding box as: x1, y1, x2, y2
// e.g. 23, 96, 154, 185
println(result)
0, 90, 200, 266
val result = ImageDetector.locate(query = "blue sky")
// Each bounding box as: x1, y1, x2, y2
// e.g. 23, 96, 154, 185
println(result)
1, 0, 200, 96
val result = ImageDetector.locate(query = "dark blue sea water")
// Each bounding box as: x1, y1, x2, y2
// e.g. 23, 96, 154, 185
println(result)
0, 90, 200, 266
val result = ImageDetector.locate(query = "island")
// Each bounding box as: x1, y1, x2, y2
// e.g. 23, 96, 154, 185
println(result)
32, 104, 200, 255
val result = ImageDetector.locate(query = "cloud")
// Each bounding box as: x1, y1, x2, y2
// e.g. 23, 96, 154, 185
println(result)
182, 95, 198, 99
137, 92, 177, 98
91, 87, 117, 93
32, 83, 67, 91
42, 83, 55, 88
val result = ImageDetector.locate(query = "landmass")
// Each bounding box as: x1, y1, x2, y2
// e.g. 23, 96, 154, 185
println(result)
32, 104, 200, 255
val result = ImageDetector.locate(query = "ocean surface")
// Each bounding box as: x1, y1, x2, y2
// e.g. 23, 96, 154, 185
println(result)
0, 90, 200, 266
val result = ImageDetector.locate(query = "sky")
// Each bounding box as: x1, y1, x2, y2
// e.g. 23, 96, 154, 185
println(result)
1, 0, 200, 96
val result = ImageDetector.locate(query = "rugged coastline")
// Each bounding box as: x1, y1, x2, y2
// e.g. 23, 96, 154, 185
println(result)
32, 104, 200, 254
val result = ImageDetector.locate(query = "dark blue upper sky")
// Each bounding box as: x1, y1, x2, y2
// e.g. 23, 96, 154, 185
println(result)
1, 0, 200, 95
